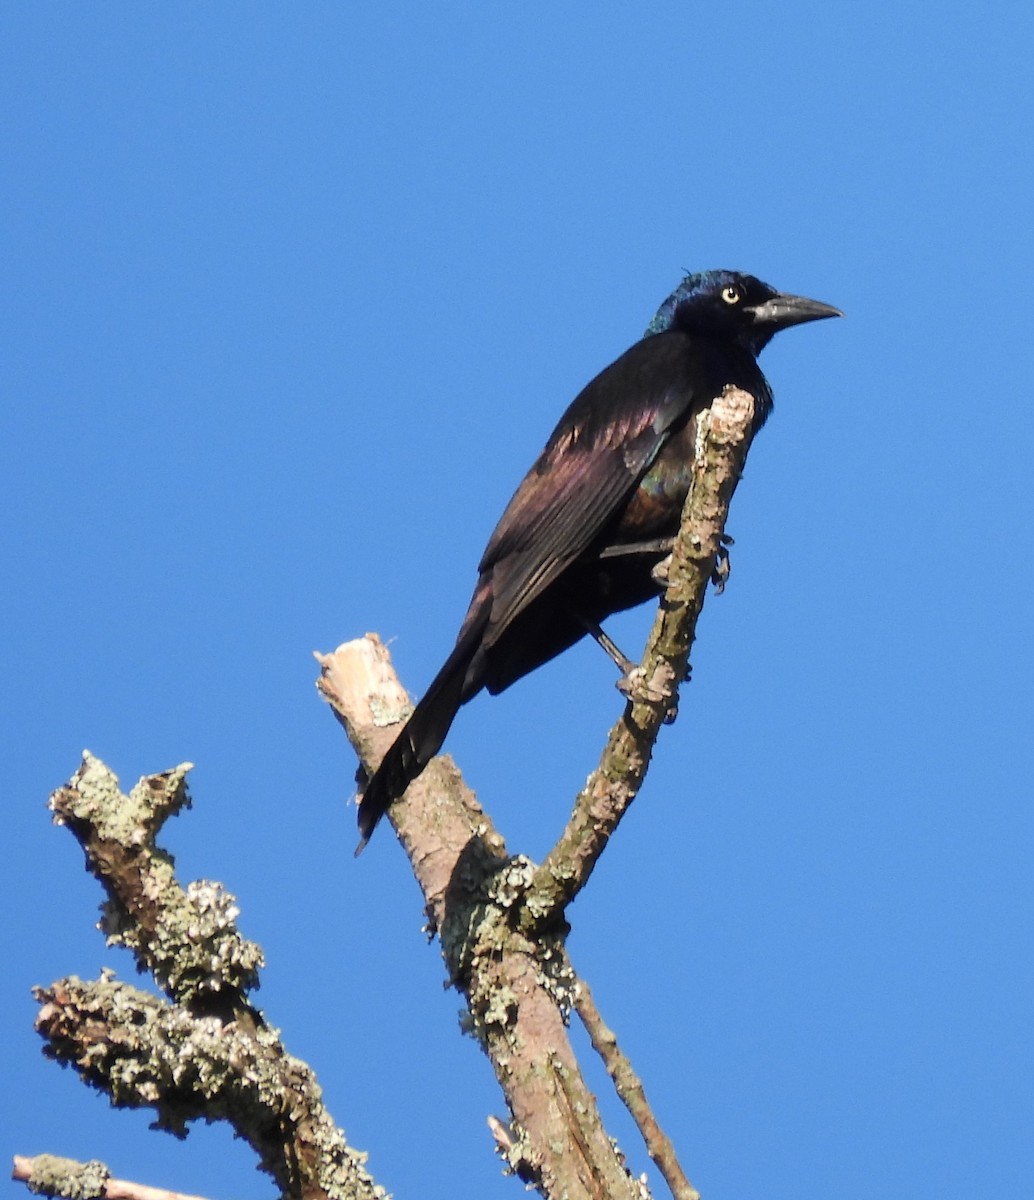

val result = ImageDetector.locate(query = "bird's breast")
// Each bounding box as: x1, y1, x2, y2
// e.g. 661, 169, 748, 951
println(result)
614, 414, 702, 541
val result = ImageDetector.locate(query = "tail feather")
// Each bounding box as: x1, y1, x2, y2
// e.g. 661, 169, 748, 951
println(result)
355, 618, 486, 853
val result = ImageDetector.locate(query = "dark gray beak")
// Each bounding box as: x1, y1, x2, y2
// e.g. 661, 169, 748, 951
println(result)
749, 292, 843, 330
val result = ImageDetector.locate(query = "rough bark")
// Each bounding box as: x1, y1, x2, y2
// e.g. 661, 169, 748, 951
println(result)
317, 639, 642, 1200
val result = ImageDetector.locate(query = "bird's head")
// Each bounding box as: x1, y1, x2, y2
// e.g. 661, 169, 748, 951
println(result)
645, 270, 842, 355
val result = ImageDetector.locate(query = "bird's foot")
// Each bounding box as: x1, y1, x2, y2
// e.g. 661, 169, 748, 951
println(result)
651, 552, 673, 587
655, 532, 733, 590
617, 661, 679, 722
712, 533, 734, 594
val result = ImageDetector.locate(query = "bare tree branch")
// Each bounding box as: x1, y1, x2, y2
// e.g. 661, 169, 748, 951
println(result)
571, 972, 700, 1200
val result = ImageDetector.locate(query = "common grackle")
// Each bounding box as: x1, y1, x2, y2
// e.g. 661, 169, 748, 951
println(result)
356, 270, 840, 851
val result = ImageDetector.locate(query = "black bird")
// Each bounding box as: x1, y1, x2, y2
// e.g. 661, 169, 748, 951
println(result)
356, 270, 840, 851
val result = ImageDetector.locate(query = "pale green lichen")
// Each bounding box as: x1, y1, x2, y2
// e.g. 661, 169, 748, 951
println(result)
52, 753, 193, 843
492, 1118, 542, 1186
41, 753, 387, 1199
36, 976, 384, 1198
101, 875, 264, 1002
367, 695, 412, 726
24, 1153, 110, 1199
54, 753, 263, 1004
479, 985, 519, 1031
534, 937, 578, 1020
484, 855, 535, 909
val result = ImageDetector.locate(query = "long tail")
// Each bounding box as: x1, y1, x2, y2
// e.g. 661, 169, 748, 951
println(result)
355, 612, 487, 854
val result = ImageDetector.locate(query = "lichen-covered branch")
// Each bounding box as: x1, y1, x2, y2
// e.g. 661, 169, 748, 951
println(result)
13, 1153, 211, 1200
523, 386, 756, 924
35, 754, 383, 1200
49, 755, 263, 1008
317, 642, 643, 1200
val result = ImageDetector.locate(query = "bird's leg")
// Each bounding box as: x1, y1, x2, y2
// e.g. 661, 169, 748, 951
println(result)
595, 536, 677, 590
579, 617, 638, 677
596, 537, 674, 560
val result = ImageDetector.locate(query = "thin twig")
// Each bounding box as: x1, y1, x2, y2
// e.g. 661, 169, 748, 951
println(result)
12, 1154, 211, 1200
571, 975, 701, 1200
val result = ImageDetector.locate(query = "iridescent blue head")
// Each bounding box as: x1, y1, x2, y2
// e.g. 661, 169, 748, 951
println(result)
645, 270, 841, 355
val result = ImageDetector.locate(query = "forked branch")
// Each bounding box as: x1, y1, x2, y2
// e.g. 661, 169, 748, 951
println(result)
29, 754, 380, 1200
316, 385, 755, 1200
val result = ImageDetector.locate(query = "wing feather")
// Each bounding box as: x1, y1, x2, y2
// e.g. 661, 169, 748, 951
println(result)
478, 333, 697, 641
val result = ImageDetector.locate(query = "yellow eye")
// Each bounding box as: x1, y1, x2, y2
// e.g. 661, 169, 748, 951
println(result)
721, 285, 741, 305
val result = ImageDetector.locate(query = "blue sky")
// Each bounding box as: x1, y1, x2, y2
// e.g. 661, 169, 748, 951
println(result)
4, 5, 1033, 1199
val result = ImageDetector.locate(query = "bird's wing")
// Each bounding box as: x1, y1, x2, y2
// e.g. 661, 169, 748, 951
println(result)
477, 334, 697, 640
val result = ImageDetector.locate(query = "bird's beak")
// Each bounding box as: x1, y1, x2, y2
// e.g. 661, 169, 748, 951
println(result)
749, 292, 843, 330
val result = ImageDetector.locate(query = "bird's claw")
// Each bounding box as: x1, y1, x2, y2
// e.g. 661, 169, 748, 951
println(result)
651, 552, 673, 587
711, 534, 734, 594
655, 534, 733, 591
